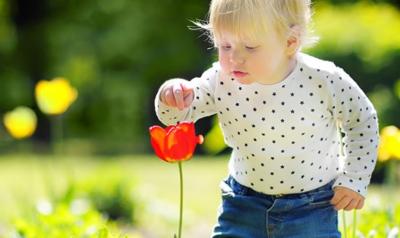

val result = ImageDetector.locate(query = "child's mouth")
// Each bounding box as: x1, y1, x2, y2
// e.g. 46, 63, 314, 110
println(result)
233, 71, 248, 78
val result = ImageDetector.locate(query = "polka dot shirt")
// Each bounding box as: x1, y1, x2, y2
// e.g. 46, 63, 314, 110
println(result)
155, 52, 379, 197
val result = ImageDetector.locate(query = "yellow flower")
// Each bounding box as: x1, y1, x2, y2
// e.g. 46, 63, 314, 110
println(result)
35, 77, 78, 115
3, 106, 37, 139
378, 126, 400, 161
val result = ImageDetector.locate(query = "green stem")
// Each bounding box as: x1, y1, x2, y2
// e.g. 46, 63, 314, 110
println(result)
178, 161, 183, 238
342, 210, 347, 238
17, 139, 25, 154
385, 159, 396, 187
51, 115, 63, 155
352, 210, 357, 238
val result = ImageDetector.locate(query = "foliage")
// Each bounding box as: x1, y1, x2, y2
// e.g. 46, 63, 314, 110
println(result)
341, 201, 400, 238
202, 116, 226, 154
0, 0, 211, 153
58, 170, 138, 224
11, 199, 129, 238
1, 157, 146, 238
311, 2, 400, 66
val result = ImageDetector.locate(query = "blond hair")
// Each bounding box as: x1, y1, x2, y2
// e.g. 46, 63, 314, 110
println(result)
192, 0, 319, 50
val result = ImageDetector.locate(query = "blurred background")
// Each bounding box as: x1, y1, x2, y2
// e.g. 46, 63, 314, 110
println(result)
0, 0, 399, 237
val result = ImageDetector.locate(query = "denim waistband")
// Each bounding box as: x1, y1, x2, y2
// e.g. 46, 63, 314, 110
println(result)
226, 175, 335, 199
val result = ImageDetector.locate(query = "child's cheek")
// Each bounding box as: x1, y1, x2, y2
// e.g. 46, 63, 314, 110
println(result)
218, 54, 231, 76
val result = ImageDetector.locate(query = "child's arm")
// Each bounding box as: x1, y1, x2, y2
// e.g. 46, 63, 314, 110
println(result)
154, 63, 218, 126
327, 67, 380, 200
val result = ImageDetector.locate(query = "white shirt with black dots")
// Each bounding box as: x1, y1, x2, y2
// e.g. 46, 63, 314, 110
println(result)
154, 52, 379, 197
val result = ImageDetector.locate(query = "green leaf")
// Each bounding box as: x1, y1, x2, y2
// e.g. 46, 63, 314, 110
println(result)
394, 80, 400, 100
98, 227, 109, 238
202, 116, 227, 154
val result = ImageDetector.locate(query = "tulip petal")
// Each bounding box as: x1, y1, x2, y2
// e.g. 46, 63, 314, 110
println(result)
165, 125, 175, 134
149, 126, 168, 161
149, 121, 203, 163
3, 107, 37, 139
35, 78, 78, 115
166, 127, 192, 161
176, 122, 198, 153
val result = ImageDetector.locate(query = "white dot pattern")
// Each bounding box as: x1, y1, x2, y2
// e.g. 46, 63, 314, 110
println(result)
155, 52, 379, 197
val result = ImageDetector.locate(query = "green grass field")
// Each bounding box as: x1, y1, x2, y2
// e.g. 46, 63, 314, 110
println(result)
0, 154, 399, 237
0, 154, 230, 237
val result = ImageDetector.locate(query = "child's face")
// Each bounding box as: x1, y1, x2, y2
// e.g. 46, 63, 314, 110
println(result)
217, 30, 289, 85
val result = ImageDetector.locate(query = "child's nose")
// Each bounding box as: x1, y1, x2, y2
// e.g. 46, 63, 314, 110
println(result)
230, 50, 245, 65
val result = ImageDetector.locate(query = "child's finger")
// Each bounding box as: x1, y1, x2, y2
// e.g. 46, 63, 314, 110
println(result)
356, 199, 364, 209
330, 191, 344, 205
164, 87, 176, 107
159, 90, 166, 104
181, 82, 194, 107
180, 81, 193, 94
160, 87, 169, 104
182, 88, 192, 98
172, 84, 185, 110
344, 198, 358, 211
183, 91, 194, 107
334, 196, 352, 210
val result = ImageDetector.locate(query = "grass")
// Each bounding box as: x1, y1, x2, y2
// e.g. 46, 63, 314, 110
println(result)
0, 154, 229, 237
0, 154, 399, 237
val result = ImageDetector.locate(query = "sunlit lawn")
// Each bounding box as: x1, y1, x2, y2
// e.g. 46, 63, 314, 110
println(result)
0, 154, 229, 237
0, 154, 398, 237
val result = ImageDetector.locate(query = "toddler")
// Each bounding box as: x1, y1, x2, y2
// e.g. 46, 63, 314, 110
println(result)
154, 0, 379, 237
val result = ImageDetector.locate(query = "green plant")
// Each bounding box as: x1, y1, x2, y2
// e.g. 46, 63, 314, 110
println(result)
12, 199, 127, 238
60, 171, 138, 224
340, 202, 400, 237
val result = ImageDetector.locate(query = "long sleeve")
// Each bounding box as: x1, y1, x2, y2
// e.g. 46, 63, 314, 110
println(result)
327, 66, 380, 197
154, 62, 219, 126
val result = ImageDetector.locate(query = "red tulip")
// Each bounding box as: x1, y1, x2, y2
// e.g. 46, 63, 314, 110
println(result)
149, 121, 204, 238
149, 121, 203, 162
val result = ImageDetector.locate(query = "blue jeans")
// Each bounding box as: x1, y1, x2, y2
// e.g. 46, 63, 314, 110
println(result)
211, 175, 340, 238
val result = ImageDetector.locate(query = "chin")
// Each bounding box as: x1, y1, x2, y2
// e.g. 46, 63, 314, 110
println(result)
236, 78, 253, 85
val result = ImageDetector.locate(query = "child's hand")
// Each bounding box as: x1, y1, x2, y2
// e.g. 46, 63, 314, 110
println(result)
330, 186, 365, 211
160, 79, 194, 111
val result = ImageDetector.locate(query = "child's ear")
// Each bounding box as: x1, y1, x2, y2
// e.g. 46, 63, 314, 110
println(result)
286, 25, 301, 56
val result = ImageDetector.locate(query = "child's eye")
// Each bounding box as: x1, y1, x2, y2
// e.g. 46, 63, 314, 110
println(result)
221, 45, 231, 50
245, 46, 259, 51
